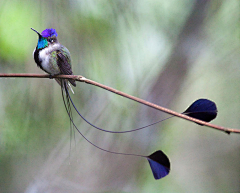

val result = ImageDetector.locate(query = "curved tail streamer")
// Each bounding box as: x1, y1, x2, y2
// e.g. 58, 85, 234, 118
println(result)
61, 83, 217, 180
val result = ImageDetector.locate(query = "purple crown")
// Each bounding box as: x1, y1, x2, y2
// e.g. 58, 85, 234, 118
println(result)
41, 28, 58, 38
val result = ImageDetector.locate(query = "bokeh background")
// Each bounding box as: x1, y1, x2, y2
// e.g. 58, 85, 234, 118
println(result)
0, 0, 240, 192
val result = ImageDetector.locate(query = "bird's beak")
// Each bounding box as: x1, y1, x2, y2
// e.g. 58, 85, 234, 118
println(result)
31, 28, 42, 38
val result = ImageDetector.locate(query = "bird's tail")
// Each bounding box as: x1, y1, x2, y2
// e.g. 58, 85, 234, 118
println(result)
56, 78, 74, 94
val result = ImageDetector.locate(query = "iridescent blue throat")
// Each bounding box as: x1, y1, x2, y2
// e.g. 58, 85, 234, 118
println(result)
37, 36, 48, 49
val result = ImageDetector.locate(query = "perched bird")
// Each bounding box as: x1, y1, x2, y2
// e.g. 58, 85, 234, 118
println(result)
31, 28, 76, 91
31, 28, 171, 181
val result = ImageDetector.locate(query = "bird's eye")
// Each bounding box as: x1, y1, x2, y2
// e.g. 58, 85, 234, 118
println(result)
49, 38, 54, 43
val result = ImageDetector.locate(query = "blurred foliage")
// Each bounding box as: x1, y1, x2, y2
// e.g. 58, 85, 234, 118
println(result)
0, 1, 38, 64
0, 0, 240, 193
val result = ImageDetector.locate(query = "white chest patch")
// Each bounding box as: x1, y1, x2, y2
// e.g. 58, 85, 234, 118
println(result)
38, 44, 61, 75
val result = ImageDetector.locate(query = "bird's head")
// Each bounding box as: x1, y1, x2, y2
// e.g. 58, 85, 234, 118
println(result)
31, 28, 58, 49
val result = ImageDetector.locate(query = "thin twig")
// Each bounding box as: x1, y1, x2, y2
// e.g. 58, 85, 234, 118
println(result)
0, 73, 239, 134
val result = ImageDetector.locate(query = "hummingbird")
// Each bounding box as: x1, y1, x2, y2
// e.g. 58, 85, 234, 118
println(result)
31, 28, 76, 90
31, 28, 172, 180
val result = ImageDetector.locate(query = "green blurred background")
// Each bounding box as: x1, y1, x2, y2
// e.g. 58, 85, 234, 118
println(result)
0, 0, 240, 192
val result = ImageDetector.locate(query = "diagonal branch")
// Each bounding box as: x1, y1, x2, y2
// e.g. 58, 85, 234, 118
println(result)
0, 73, 239, 134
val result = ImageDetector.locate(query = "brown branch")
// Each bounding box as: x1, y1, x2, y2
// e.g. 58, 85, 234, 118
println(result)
0, 73, 239, 134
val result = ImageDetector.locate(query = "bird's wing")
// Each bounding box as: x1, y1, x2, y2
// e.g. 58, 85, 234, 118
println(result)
56, 48, 76, 86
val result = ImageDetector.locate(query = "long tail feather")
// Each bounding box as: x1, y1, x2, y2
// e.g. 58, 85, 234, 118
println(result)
62, 82, 171, 181
63, 85, 217, 134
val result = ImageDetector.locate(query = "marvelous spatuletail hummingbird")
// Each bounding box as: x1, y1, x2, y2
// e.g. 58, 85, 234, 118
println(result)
31, 28, 76, 92
31, 28, 171, 180
31, 28, 218, 180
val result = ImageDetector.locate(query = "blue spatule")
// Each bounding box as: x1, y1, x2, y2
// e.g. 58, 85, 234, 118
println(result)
147, 151, 170, 180
183, 99, 217, 124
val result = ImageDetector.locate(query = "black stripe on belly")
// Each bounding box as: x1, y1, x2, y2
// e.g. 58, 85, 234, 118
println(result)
33, 48, 44, 70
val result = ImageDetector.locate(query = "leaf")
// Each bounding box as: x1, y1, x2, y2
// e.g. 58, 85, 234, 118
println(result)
147, 150, 170, 180
183, 99, 217, 124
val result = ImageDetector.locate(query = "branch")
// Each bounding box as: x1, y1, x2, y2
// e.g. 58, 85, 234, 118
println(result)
0, 73, 239, 134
